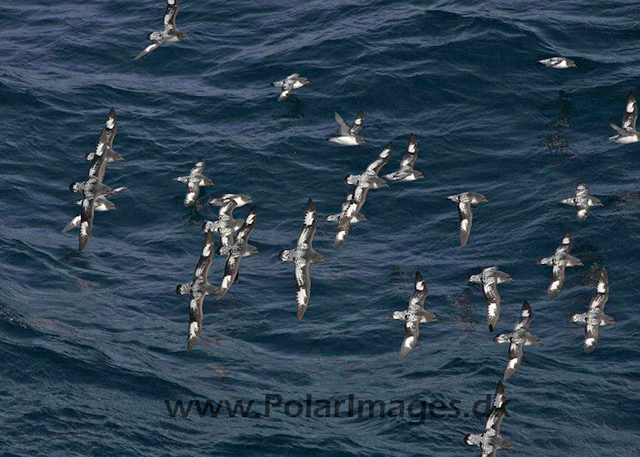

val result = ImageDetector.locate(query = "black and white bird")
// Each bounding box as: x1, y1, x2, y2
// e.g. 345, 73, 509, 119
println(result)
84, 108, 122, 162
494, 301, 541, 381
135, 0, 187, 60
446, 192, 487, 246
344, 142, 392, 189
469, 267, 513, 332
174, 160, 214, 207
569, 268, 615, 354
326, 188, 365, 224
176, 230, 219, 351
383, 133, 423, 181
391, 271, 437, 360
217, 206, 259, 299
333, 185, 369, 249
327, 110, 365, 146
536, 230, 583, 299
538, 57, 576, 69
559, 182, 602, 221
607, 91, 639, 143
203, 194, 253, 247
271, 73, 310, 101
464, 381, 513, 456
65, 109, 126, 252
278, 199, 324, 320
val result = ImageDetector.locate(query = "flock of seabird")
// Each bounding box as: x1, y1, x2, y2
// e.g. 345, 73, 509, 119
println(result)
59, 1, 630, 454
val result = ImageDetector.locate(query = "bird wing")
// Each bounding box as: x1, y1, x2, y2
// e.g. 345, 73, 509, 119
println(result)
399, 133, 418, 169
349, 110, 364, 135
334, 111, 350, 136
365, 142, 393, 175
235, 205, 257, 245
297, 199, 317, 249
78, 198, 95, 252
193, 231, 215, 281
135, 42, 162, 60
294, 260, 311, 319
163, 0, 179, 31
514, 300, 533, 331
408, 271, 427, 312
622, 91, 637, 131
457, 200, 472, 246
400, 319, 419, 360
504, 341, 523, 381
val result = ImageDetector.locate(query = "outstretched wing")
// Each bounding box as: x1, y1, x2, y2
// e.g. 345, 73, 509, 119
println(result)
334, 112, 350, 136
548, 263, 565, 298
135, 42, 161, 60
88, 128, 110, 182
514, 301, 533, 331
184, 180, 200, 206
193, 231, 215, 281
163, 0, 179, 31
483, 280, 500, 332
187, 292, 204, 351
399, 133, 418, 169
365, 142, 393, 175
400, 319, 419, 360
622, 91, 637, 131
504, 341, 523, 381
236, 205, 257, 245
218, 255, 240, 298
588, 268, 609, 313
297, 199, 317, 249
457, 200, 472, 246
78, 198, 95, 252
350, 110, 364, 135
294, 260, 311, 320
584, 319, 600, 354
485, 382, 506, 432
556, 230, 573, 255
408, 271, 427, 312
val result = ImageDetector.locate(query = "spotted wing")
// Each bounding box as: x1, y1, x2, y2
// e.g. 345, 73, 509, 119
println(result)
349, 110, 364, 135
105, 107, 117, 147
218, 254, 240, 298
483, 280, 500, 332
622, 91, 637, 131
187, 292, 204, 351
399, 133, 418, 169
458, 200, 472, 246
193, 231, 215, 281
504, 341, 523, 381
548, 263, 565, 298
184, 180, 200, 206
334, 111, 350, 136
588, 268, 609, 314
236, 205, 257, 245
584, 318, 600, 354
514, 300, 532, 331
297, 199, 317, 250
78, 198, 95, 252
88, 128, 110, 182
576, 202, 590, 222
163, 0, 179, 31
400, 319, 419, 360
485, 381, 506, 432
555, 230, 573, 255
294, 260, 311, 320
135, 42, 161, 60
408, 271, 427, 313
365, 142, 393, 175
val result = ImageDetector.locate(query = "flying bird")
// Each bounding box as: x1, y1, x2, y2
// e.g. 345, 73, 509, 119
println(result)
391, 271, 437, 360
383, 133, 423, 181
135, 0, 187, 60
446, 192, 487, 246
174, 160, 214, 207
538, 57, 577, 69
271, 73, 310, 101
278, 199, 324, 320
536, 230, 583, 298
469, 267, 513, 332
327, 110, 365, 146
559, 182, 602, 221
344, 141, 392, 189
203, 194, 253, 248
569, 268, 615, 353
494, 301, 542, 381
607, 91, 638, 143
464, 381, 513, 456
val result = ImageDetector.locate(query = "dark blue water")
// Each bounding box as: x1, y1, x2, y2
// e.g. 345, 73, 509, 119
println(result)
1, 0, 640, 455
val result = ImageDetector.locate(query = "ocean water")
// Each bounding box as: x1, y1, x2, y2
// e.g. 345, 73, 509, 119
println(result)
1, 0, 639, 455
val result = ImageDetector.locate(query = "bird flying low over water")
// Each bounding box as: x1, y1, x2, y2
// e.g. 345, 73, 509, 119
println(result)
536, 230, 582, 299
569, 268, 615, 354
607, 91, 638, 143
344, 141, 392, 189
271, 73, 310, 101
278, 199, 324, 320
136, 0, 187, 60
217, 206, 259, 299
469, 267, 513, 332
446, 192, 487, 246
464, 381, 513, 456
559, 182, 602, 221
176, 230, 219, 351
64, 108, 126, 252
327, 110, 365, 145
391, 271, 437, 360
383, 133, 423, 181
494, 301, 541, 381
538, 57, 576, 69
203, 194, 253, 247
174, 160, 214, 207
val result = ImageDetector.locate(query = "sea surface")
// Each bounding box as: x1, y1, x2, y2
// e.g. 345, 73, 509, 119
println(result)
1, 0, 639, 455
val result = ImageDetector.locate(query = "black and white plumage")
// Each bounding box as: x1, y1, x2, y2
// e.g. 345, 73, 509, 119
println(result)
538, 57, 577, 69
217, 205, 259, 299
446, 192, 488, 246
464, 381, 513, 457
83, 108, 121, 163
536, 230, 583, 298
174, 160, 214, 207
469, 267, 513, 332
327, 110, 365, 146
65, 108, 126, 252
270, 73, 310, 101
176, 230, 219, 351
344, 142, 392, 189
383, 133, 423, 181
493, 301, 541, 381
203, 194, 253, 248
135, 0, 187, 60
559, 182, 602, 221
333, 185, 369, 249
390, 271, 437, 360
325, 188, 367, 224
569, 268, 614, 354
607, 91, 638, 143
278, 199, 325, 320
